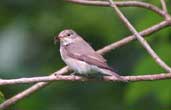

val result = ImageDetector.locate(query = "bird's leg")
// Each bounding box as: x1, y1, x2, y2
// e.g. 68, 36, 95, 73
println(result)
54, 73, 59, 77
54, 73, 60, 80
71, 72, 76, 76
70, 72, 77, 80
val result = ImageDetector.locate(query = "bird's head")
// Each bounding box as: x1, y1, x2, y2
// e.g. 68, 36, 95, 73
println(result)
54, 29, 78, 46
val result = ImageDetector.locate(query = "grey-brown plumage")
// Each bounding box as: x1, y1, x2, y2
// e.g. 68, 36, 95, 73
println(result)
55, 29, 126, 82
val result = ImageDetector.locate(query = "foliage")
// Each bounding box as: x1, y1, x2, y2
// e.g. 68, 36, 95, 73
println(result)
0, 91, 5, 103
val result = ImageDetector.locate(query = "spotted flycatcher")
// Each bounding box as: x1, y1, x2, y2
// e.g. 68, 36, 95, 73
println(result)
54, 29, 126, 82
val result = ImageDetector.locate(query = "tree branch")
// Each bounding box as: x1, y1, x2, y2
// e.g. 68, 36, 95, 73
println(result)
160, 0, 167, 13
108, 0, 171, 73
66, 0, 165, 17
159, 0, 171, 21
0, 73, 171, 86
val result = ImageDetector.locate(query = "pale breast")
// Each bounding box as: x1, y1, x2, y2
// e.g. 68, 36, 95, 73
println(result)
67, 58, 93, 74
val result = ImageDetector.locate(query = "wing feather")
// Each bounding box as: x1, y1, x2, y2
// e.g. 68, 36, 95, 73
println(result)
63, 43, 113, 71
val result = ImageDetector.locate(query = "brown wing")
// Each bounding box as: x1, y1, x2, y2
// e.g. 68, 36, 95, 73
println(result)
78, 55, 113, 71
63, 45, 113, 71
65, 37, 107, 63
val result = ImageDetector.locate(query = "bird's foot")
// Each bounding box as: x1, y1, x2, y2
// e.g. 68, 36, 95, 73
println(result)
70, 72, 77, 80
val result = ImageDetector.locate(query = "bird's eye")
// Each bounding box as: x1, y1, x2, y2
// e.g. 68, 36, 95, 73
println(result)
67, 33, 73, 36
67, 33, 70, 36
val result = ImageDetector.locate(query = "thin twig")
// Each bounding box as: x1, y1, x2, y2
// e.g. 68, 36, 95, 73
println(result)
0, 73, 171, 86
67, 0, 165, 17
160, 0, 171, 21
160, 0, 167, 13
108, 0, 171, 73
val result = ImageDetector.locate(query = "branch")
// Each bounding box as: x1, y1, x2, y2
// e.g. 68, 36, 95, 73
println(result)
67, 0, 165, 17
108, 0, 171, 73
160, 0, 171, 21
160, 0, 167, 13
0, 74, 171, 109
0, 73, 171, 86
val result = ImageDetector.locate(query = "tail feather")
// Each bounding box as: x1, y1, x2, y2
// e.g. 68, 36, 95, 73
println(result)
99, 69, 127, 82
110, 71, 127, 82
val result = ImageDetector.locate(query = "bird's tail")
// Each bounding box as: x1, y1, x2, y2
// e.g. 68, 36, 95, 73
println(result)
99, 69, 127, 82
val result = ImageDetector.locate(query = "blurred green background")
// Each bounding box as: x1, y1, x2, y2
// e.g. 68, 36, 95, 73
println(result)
0, 0, 171, 110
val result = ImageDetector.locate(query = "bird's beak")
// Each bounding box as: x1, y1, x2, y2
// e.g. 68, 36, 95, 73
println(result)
58, 35, 63, 39
54, 36, 60, 44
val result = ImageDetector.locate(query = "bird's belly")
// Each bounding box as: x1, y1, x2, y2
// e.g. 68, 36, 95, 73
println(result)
60, 48, 96, 74
64, 58, 94, 74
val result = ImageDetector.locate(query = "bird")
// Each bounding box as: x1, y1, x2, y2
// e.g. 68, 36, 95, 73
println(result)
54, 29, 126, 82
